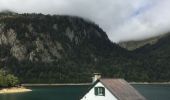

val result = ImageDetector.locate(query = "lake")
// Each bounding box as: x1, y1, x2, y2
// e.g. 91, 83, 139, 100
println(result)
0, 84, 170, 100
133, 84, 170, 100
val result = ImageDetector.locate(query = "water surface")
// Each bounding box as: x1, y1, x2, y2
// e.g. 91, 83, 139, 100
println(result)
133, 84, 170, 100
0, 84, 170, 100
0, 85, 88, 100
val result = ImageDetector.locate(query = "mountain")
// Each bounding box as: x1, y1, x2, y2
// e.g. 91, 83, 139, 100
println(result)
134, 33, 170, 54
0, 12, 170, 83
0, 10, 17, 16
119, 32, 170, 82
0, 13, 131, 83
118, 34, 167, 50
132, 33, 170, 81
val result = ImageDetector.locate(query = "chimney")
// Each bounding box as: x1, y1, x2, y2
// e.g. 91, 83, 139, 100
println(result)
92, 73, 101, 83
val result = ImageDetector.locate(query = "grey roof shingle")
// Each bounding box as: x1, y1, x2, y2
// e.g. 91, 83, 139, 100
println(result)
100, 79, 146, 100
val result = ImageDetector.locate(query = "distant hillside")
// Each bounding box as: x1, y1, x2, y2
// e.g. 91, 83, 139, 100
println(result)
0, 12, 170, 83
134, 33, 170, 54
118, 34, 167, 50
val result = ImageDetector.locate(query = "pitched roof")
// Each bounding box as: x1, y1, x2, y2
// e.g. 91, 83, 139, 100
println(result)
100, 79, 146, 100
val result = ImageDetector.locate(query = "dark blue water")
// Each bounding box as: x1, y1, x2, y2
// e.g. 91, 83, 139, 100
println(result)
0, 84, 170, 100
133, 84, 170, 100
0, 85, 89, 100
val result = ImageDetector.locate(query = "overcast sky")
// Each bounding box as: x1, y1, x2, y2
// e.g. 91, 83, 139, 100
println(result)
0, 0, 170, 42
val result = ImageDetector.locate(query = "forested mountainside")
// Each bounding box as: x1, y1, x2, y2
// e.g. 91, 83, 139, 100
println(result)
133, 33, 170, 81
0, 12, 170, 83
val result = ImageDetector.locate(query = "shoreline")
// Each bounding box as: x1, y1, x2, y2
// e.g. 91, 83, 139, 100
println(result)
0, 87, 32, 94
130, 82, 170, 85
22, 82, 170, 86
22, 83, 92, 86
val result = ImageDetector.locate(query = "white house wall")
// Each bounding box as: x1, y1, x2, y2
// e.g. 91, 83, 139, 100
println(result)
81, 82, 118, 100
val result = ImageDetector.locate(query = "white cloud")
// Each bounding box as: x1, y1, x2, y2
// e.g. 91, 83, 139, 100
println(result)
110, 0, 170, 42
0, 0, 170, 42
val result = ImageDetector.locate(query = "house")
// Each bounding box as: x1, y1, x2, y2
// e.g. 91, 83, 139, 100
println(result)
80, 78, 146, 100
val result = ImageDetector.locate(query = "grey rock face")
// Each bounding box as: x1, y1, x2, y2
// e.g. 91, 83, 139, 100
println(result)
65, 27, 74, 41
0, 27, 17, 45
10, 43, 27, 61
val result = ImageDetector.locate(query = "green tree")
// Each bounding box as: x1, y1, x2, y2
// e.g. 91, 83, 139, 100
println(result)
0, 69, 19, 87
6, 74, 19, 87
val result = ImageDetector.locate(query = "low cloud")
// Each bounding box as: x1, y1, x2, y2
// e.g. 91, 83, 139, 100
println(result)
0, 0, 170, 42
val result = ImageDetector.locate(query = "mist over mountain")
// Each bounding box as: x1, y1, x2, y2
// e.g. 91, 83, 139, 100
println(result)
1, 0, 170, 42
0, 12, 170, 83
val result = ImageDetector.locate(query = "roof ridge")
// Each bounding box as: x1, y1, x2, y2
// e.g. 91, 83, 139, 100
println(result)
100, 78, 124, 80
